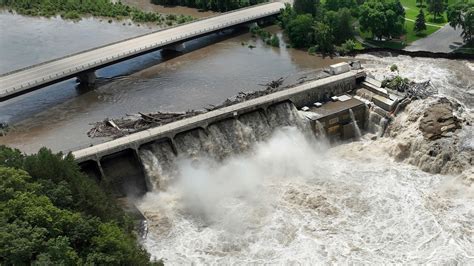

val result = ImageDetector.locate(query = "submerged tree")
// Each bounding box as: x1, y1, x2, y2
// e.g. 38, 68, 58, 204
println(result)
414, 9, 427, 34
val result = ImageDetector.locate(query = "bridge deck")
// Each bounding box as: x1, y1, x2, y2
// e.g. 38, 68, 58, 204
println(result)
0, 2, 284, 101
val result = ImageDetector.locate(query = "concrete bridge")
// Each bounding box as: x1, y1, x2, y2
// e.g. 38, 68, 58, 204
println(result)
72, 70, 366, 196
0, 2, 284, 101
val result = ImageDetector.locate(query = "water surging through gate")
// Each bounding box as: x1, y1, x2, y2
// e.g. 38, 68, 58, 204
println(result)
138, 101, 313, 191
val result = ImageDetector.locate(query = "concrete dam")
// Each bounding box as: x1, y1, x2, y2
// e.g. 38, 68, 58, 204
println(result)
74, 65, 370, 197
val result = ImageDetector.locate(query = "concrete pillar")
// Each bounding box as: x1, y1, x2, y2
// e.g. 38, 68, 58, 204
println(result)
169, 138, 179, 156
162, 42, 186, 53
77, 71, 97, 85
245, 22, 258, 29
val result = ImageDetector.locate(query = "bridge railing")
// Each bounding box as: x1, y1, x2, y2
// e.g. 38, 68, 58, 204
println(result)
2, 7, 282, 97
0, 2, 283, 78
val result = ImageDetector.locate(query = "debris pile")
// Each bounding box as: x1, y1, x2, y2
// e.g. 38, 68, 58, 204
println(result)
87, 72, 328, 139
87, 110, 205, 138
406, 80, 437, 100
88, 77, 289, 138
393, 80, 437, 116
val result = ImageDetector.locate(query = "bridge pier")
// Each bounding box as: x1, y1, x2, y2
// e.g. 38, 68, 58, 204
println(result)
77, 71, 97, 85
245, 22, 259, 29
162, 42, 187, 53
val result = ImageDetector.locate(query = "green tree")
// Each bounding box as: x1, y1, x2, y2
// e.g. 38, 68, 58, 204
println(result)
390, 64, 399, 73
324, 8, 354, 44
427, 0, 447, 21
0, 146, 24, 169
414, 9, 427, 34
150, 0, 266, 11
313, 22, 335, 53
294, 0, 321, 15
336, 39, 356, 54
279, 3, 297, 29
325, 0, 357, 11
269, 34, 280, 47
0, 146, 153, 265
359, 0, 405, 40
286, 14, 315, 48
447, 2, 474, 44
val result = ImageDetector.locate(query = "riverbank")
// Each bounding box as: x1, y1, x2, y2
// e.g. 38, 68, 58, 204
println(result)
0, 0, 194, 25
121, 0, 215, 18
0, 15, 344, 154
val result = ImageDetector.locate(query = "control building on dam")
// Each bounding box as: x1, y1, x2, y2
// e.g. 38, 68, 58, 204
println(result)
73, 66, 368, 197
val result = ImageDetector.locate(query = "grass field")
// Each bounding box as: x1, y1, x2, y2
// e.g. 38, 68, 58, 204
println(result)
399, 0, 466, 43
360, 0, 462, 46
404, 19, 440, 43
400, 0, 455, 26
347, 0, 466, 48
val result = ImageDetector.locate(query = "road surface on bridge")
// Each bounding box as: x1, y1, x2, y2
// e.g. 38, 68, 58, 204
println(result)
0, 2, 284, 101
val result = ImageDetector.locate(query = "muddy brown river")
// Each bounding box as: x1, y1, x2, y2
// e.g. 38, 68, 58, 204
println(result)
0, 13, 343, 153
1, 6, 472, 264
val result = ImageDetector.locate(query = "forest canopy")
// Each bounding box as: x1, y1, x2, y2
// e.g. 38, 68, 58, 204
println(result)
0, 146, 155, 265
151, 0, 267, 12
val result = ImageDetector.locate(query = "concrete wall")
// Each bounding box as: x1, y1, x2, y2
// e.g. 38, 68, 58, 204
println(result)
317, 104, 366, 140
73, 70, 365, 195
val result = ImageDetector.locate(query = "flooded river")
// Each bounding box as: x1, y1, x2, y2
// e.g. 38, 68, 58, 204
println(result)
0, 13, 342, 153
1, 7, 472, 265
137, 55, 473, 264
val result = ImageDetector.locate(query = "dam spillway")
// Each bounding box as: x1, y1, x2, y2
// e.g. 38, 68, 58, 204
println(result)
74, 68, 367, 196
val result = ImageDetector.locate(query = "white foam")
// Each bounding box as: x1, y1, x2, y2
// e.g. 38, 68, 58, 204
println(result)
137, 127, 474, 264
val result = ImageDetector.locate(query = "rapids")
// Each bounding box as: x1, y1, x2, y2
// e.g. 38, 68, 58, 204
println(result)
137, 54, 473, 264
138, 127, 473, 264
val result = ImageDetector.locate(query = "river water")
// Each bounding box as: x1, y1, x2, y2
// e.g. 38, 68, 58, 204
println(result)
137, 55, 473, 264
1, 9, 473, 264
0, 13, 342, 153
139, 127, 473, 264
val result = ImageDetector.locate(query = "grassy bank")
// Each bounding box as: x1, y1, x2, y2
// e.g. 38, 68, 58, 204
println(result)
0, 0, 194, 25
404, 19, 440, 43
400, 0, 458, 25
358, 0, 463, 47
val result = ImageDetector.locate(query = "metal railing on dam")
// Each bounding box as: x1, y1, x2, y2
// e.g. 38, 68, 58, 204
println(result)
0, 2, 284, 101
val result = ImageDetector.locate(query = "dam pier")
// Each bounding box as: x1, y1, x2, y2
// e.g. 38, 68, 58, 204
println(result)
72, 62, 398, 197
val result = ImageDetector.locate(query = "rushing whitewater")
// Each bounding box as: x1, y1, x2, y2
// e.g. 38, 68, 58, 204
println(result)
137, 55, 474, 264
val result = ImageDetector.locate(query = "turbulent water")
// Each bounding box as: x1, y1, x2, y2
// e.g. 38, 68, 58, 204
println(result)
138, 126, 473, 264
1, 11, 472, 261
356, 54, 474, 109
136, 55, 474, 264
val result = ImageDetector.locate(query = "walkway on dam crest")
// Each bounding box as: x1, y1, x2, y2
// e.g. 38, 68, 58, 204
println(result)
0, 2, 284, 101
72, 70, 365, 163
